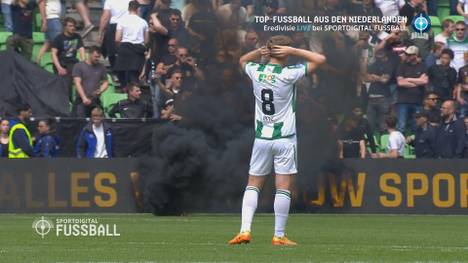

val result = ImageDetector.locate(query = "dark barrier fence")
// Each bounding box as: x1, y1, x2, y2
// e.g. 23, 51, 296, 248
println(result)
1, 159, 468, 214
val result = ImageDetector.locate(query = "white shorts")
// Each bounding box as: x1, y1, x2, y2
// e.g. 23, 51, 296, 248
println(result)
249, 136, 297, 176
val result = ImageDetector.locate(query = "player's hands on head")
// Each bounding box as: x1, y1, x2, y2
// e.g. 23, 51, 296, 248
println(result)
260, 46, 270, 57
270, 45, 292, 58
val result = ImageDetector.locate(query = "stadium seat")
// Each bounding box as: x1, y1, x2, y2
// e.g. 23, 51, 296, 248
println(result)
429, 16, 441, 27
404, 145, 416, 159
430, 17, 442, 35
39, 52, 54, 73
101, 74, 125, 114
432, 27, 442, 35
34, 9, 42, 32
101, 93, 127, 114
0, 32, 12, 51
443, 16, 465, 23
379, 134, 389, 153
33, 32, 45, 44
31, 32, 46, 62
437, 0, 450, 7
104, 74, 116, 95
438, 7, 451, 21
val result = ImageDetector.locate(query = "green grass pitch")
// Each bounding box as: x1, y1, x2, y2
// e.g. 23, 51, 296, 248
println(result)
1, 213, 467, 262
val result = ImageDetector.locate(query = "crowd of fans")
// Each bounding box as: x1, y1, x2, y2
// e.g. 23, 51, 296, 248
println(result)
0, 0, 467, 159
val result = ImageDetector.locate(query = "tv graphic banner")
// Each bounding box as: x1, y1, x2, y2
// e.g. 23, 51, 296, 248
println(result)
1, 159, 468, 214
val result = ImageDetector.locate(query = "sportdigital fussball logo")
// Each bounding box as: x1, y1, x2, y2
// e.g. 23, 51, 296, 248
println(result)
32, 216, 54, 239
32, 216, 120, 238
412, 13, 431, 33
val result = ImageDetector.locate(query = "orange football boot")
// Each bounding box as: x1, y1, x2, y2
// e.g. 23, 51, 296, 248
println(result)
228, 231, 251, 245
272, 235, 297, 246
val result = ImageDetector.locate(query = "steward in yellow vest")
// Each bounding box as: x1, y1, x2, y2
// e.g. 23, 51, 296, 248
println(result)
8, 104, 33, 158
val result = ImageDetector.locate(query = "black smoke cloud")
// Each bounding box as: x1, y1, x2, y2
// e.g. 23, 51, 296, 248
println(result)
138, 90, 340, 215
138, 93, 254, 215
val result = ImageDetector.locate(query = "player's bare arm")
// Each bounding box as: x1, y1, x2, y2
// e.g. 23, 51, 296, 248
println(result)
270, 46, 326, 74
239, 46, 270, 69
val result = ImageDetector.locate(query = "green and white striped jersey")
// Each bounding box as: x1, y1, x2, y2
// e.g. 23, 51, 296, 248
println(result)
447, 36, 468, 72
244, 62, 307, 140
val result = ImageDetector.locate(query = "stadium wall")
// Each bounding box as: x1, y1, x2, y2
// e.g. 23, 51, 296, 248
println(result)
1, 159, 468, 214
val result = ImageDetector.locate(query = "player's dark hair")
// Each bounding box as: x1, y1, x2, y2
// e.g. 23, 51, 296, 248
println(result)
267, 35, 293, 58
267, 35, 293, 49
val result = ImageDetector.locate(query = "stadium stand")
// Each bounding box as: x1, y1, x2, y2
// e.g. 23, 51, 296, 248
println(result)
0, 0, 466, 159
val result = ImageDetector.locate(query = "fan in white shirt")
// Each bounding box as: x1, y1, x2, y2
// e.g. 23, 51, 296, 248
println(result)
372, 116, 406, 158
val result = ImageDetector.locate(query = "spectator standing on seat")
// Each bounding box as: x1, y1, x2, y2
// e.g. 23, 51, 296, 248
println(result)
166, 9, 190, 47
0, 119, 10, 157
457, 0, 468, 25
428, 48, 457, 101
98, 0, 131, 69
447, 21, 468, 72
138, 0, 153, 21
399, 0, 426, 27
114, 0, 149, 89
1, 0, 13, 32
371, 116, 406, 158
186, 0, 218, 61
435, 100, 466, 158
407, 112, 437, 158
34, 119, 59, 157
8, 103, 33, 158
77, 107, 113, 158
138, 39, 179, 119
71, 0, 94, 37
395, 46, 428, 133
216, 0, 247, 30
51, 17, 85, 100
6, 0, 36, 59
374, 0, 405, 17
366, 49, 394, 134
35, 0, 62, 64
72, 46, 109, 117
108, 83, 153, 118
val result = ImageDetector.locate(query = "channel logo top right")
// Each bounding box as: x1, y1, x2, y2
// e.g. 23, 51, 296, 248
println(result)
412, 12, 431, 33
